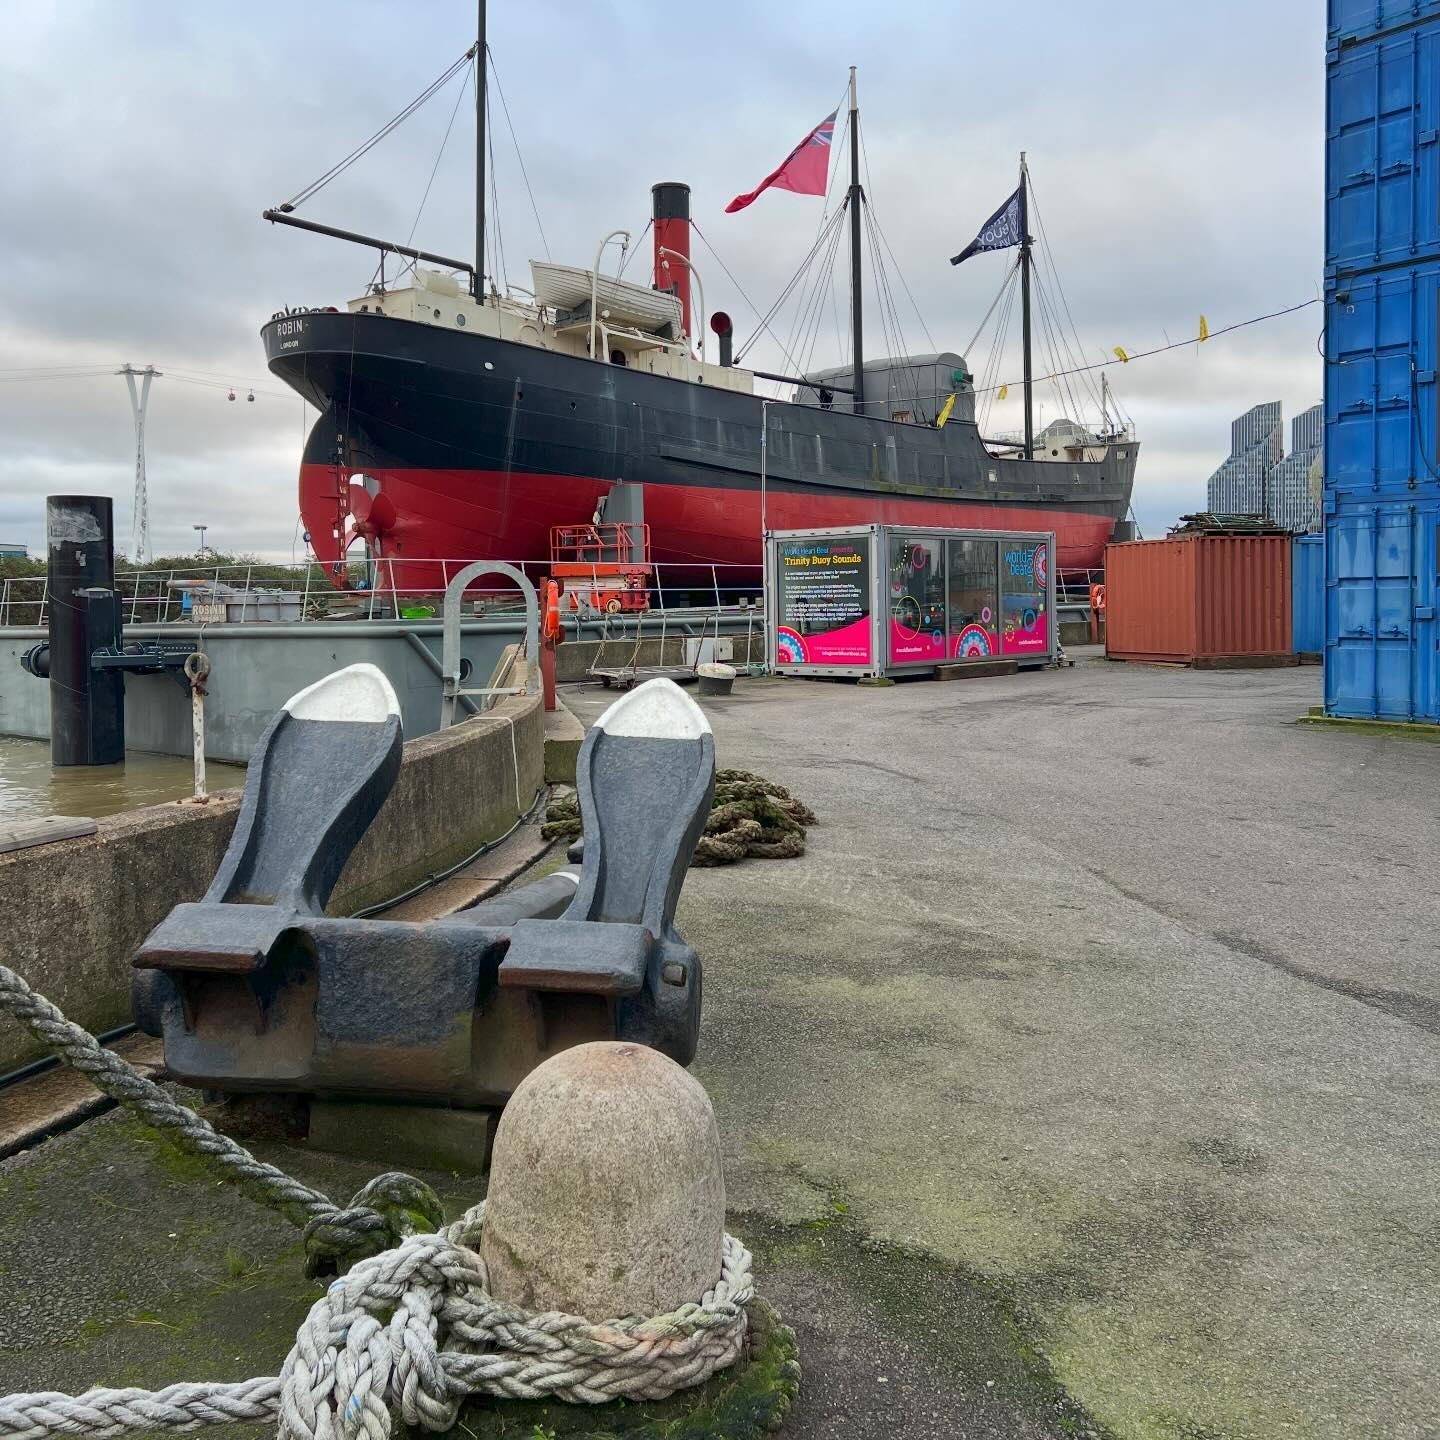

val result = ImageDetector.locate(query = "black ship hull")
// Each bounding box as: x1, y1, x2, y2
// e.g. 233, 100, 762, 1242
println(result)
263, 310, 1137, 588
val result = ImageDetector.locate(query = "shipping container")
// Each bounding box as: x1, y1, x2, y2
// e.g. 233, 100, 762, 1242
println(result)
1326, 16, 1440, 271
1329, 1, 1440, 51
1104, 535, 1292, 665
1325, 2, 1440, 719
765, 523, 1057, 678
1294, 533, 1327, 655
1325, 497, 1440, 718
1325, 263, 1440, 496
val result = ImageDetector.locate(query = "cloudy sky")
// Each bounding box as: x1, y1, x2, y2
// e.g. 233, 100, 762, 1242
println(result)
0, 0, 1323, 558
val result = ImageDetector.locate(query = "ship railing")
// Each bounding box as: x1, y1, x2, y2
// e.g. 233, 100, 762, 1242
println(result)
1055, 567, 1106, 607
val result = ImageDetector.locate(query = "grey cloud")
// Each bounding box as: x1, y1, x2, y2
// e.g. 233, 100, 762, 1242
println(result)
0, 0, 1324, 558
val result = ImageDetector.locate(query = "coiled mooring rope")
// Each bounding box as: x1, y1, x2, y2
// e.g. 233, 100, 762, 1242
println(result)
542, 768, 818, 866
0, 1215, 753, 1440
0, 965, 756, 1437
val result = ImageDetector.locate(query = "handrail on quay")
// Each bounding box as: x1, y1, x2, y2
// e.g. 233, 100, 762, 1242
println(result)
0, 558, 773, 629
0, 557, 1110, 628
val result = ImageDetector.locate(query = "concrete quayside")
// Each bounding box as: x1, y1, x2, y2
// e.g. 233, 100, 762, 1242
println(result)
0, 653, 1435, 1438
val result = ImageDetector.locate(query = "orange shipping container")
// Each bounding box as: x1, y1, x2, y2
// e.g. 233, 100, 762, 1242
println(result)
1104, 534, 1293, 664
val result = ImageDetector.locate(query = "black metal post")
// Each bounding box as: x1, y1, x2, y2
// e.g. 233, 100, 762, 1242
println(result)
474, 0, 486, 300
46, 495, 124, 766
848, 66, 864, 412
1019, 154, 1033, 461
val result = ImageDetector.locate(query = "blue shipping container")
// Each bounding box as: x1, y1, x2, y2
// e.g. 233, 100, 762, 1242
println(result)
1324, 497, 1440, 718
1325, 262, 1440, 495
1330, 0, 1440, 48
1293, 534, 1326, 654
1327, 14, 1440, 272
1326, 3, 1440, 721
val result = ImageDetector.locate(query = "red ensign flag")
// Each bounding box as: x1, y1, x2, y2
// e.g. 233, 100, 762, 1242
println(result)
725, 111, 837, 214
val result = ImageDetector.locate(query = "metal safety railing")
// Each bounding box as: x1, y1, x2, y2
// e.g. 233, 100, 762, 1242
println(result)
0, 559, 768, 629
1055, 567, 1106, 607
1, 556, 1112, 629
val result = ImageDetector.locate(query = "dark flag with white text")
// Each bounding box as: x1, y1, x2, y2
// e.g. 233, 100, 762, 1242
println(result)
950, 187, 1026, 266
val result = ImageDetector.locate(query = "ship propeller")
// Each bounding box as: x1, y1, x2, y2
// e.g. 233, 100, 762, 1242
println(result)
345, 480, 398, 548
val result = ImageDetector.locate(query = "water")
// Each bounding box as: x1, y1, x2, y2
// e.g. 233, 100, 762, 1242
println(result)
0, 736, 246, 821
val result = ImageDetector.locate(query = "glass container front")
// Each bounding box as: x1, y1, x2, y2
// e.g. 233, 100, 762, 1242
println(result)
999, 539, 1050, 656
947, 538, 1000, 659
887, 535, 948, 664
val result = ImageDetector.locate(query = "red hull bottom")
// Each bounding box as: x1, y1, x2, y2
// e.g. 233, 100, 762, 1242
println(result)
302, 464, 1118, 593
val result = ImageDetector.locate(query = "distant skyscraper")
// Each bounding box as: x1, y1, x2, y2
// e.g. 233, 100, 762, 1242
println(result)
1267, 404, 1323, 533
1206, 402, 1284, 515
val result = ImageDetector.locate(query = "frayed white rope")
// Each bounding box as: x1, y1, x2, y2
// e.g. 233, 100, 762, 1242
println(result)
0, 1210, 752, 1440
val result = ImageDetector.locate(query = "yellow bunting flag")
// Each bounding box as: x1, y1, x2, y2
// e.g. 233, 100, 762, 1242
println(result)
997, 383, 1009, 400
1113, 346, 1130, 362
936, 392, 957, 428
1198, 314, 1210, 342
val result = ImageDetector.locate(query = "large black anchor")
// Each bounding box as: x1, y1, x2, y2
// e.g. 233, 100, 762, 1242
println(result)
132, 665, 714, 1106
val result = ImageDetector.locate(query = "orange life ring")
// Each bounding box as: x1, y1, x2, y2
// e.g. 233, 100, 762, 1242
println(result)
542, 579, 562, 641
1090, 582, 1106, 615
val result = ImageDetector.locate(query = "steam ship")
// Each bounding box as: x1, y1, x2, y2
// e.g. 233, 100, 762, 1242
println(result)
261, 26, 1137, 592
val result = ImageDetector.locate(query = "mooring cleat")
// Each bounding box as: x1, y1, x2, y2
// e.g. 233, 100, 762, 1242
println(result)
203, 664, 402, 914
132, 667, 714, 1107
559, 677, 713, 1064
132, 664, 404, 1035
561, 677, 716, 936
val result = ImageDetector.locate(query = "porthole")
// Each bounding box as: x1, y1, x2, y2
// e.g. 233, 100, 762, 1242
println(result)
484, 360, 494, 371
433, 308, 440, 318
456, 314, 466, 326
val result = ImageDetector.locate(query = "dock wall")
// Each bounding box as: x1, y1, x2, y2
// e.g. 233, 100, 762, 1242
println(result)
0, 622, 515, 764
0, 690, 544, 1076
0, 616, 765, 762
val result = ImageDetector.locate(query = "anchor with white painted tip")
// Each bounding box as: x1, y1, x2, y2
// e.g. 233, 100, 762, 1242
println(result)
131, 667, 712, 1108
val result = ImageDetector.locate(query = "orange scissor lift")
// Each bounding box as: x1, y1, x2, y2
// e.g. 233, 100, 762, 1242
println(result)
549, 522, 654, 616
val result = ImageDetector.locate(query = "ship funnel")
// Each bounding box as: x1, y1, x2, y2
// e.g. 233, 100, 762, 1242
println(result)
651, 182, 692, 339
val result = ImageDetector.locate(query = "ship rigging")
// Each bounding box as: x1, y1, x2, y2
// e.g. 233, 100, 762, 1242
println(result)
258, 1, 1138, 590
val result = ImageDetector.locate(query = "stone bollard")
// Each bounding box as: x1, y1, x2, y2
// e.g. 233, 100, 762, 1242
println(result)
481, 1040, 726, 1318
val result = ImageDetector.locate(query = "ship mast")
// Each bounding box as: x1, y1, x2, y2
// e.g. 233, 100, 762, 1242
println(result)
473, 0, 486, 300
848, 66, 864, 411
1018, 152, 1033, 460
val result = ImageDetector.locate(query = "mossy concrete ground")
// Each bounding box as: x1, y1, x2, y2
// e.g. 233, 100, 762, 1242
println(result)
0, 1108, 465, 1439
569, 662, 1440, 1439
1297, 710, 1440, 743
0, 1101, 1090, 1439
1, 658, 1435, 1438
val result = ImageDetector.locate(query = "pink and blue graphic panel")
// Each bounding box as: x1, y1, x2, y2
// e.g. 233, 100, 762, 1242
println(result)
1000, 541, 1049, 656
775, 535, 872, 667
952, 623, 997, 658
888, 536, 948, 664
